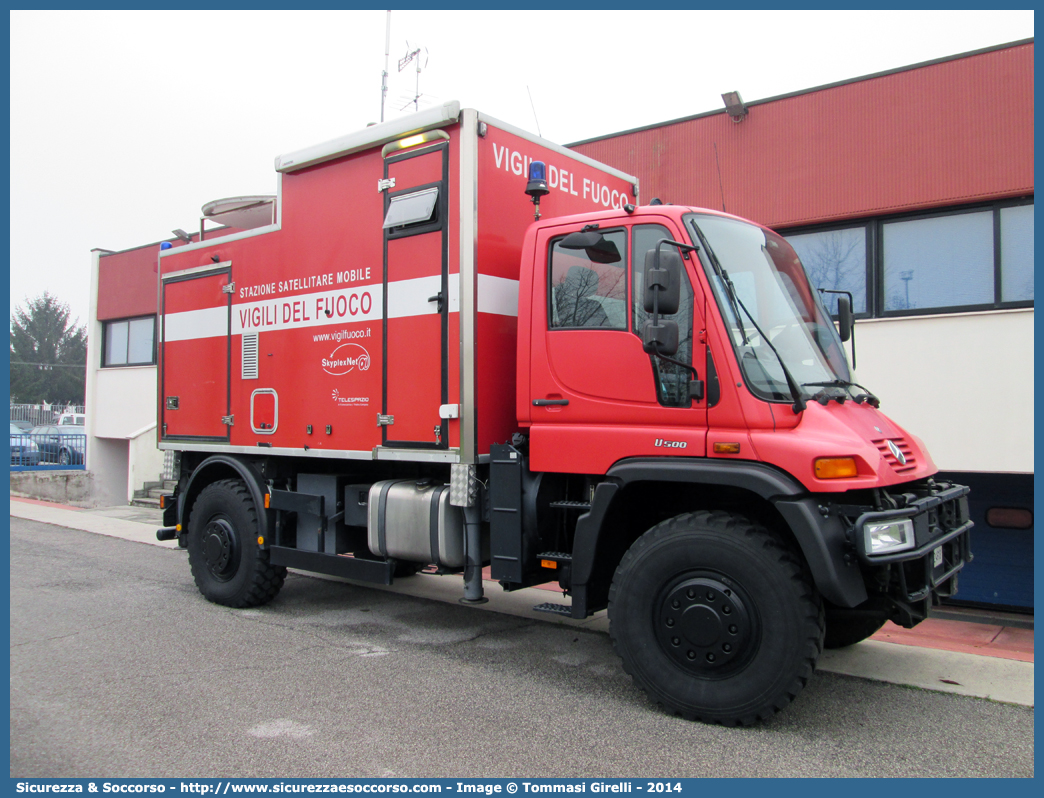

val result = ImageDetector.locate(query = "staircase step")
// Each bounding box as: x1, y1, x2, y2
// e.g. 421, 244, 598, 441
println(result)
163, 480, 178, 491
533, 602, 573, 618
132, 496, 162, 509
148, 487, 173, 499
549, 500, 592, 511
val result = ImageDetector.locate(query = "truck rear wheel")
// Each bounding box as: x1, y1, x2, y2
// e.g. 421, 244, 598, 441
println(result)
608, 511, 824, 726
187, 478, 286, 608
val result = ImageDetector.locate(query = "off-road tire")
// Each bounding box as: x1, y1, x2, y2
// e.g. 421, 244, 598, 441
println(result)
187, 478, 286, 607
823, 612, 888, 649
608, 511, 824, 726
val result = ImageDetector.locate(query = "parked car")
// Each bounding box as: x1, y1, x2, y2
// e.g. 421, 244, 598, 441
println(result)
10, 422, 41, 466
29, 424, 86, 465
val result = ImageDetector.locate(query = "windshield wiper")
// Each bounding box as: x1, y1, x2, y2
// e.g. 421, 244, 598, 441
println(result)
802, 379, 880, 407
690, 226, 750, 345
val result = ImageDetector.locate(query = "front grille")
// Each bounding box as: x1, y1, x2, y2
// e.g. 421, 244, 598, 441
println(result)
873, 437, 917, 473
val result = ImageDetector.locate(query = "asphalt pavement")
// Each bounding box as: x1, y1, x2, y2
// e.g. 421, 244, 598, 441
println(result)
7, 508, 1036, 778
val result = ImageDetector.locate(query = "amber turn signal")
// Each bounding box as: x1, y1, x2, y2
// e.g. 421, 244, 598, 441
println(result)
257, 536, 265, 546
541, 559, 558, 570
713, 442, 741, 454
814, 457, 858, 479
264, 493, 271, 509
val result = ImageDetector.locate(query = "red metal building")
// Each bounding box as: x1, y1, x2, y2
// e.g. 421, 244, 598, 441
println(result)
569, 39, 1033, 229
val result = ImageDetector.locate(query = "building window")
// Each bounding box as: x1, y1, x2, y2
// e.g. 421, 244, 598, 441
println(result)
783, 198, 1033, 318
1001, 204, 1034, 302
883, 210, 993, 311
103, 316, 155, 366
785, 226, 867, 315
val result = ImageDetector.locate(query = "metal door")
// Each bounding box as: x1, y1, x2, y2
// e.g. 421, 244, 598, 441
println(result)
160, 266, 232, 441
381, 143, 449, 449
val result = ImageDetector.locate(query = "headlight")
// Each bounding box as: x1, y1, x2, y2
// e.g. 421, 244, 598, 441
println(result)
864, 518, 914, 555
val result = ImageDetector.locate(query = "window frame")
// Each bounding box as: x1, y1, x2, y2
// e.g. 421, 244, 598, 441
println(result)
101, 315, 157, 368
780, 196, 1033, 320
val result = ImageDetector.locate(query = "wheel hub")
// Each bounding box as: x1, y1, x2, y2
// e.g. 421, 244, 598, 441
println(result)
657, 576, 756, 674
203, 518, 236, 579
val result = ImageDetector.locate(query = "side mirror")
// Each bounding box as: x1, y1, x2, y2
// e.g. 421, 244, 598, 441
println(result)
643, 248, 682, 316
559, 230, 622, 264
836, 294, 853, 342
643, 319, 679, 356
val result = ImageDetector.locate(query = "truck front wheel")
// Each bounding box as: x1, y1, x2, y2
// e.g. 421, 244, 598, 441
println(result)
608, 511, 824, 726
187, 478, 286, 608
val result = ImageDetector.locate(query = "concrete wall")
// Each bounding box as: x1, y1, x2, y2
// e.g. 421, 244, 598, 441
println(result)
11, 470, 102, 508
853, 307, 1032, 473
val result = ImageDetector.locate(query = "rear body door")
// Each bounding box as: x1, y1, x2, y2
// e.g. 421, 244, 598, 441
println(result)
160, 266, 232, 441
381, 143, 450, 449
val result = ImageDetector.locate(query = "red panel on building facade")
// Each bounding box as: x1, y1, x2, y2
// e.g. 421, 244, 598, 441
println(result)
96, 244, 162, 321
570, 41, 1033, 229
97, 229, 241, 321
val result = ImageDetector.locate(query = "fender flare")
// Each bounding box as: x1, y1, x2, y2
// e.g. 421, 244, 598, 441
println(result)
178, 455, 271, 541
571, 458, 867, 610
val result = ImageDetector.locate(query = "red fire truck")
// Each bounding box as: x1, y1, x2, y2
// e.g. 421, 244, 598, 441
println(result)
156, 102, 972, 725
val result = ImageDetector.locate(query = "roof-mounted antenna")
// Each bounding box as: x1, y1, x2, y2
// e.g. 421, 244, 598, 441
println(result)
380, 10, 391, 123
398, 41, 428, 112
527, 86, 543, 138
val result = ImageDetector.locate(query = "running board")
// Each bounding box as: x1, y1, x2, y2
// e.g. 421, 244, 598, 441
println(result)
268, 546, 394, 585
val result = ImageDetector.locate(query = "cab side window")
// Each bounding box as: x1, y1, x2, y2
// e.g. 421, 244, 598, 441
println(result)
548, 230, 628, 330
632, 224, 695, 407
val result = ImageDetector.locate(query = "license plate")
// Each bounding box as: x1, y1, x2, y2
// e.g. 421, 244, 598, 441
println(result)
933, 547, 943, 568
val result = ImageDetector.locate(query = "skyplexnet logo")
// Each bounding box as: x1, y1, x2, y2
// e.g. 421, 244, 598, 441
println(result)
322, 343, 371, 376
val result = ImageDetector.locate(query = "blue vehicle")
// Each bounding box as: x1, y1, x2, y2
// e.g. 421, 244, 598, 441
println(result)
29, 424, 86, 465
10, 422, 42, 466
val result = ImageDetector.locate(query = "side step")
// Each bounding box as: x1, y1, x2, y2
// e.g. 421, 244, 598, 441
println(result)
268, 546, 394, 585
549, 500, 592, 511
536, 551, 572, 565
533, 602, 574, 617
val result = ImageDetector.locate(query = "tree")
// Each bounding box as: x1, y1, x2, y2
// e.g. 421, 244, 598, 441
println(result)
9, 292, 88, 405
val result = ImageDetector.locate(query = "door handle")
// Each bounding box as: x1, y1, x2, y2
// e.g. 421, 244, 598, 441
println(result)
533, 399, 569, 406
427, 292, 444, 312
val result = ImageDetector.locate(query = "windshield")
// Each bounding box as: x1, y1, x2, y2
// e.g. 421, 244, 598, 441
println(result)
686, 213, 850, 403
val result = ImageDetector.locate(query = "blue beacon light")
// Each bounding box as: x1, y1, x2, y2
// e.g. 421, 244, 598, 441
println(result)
525, 160, 550, 220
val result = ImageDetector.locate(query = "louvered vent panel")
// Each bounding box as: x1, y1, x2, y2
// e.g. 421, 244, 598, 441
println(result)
872, 438, 917, 474
242, 333, 259, 379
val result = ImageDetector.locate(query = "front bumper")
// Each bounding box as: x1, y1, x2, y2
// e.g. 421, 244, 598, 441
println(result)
832, 481, 973, 625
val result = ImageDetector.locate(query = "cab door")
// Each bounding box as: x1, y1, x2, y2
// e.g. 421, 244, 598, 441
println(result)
528, 220, 708, 474
381, 143, 449, 449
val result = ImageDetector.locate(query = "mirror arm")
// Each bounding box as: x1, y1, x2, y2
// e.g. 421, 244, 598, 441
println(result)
650, 349, 704, 402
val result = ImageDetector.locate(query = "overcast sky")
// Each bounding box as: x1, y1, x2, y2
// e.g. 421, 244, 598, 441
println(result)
9, 9, 1034, 327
